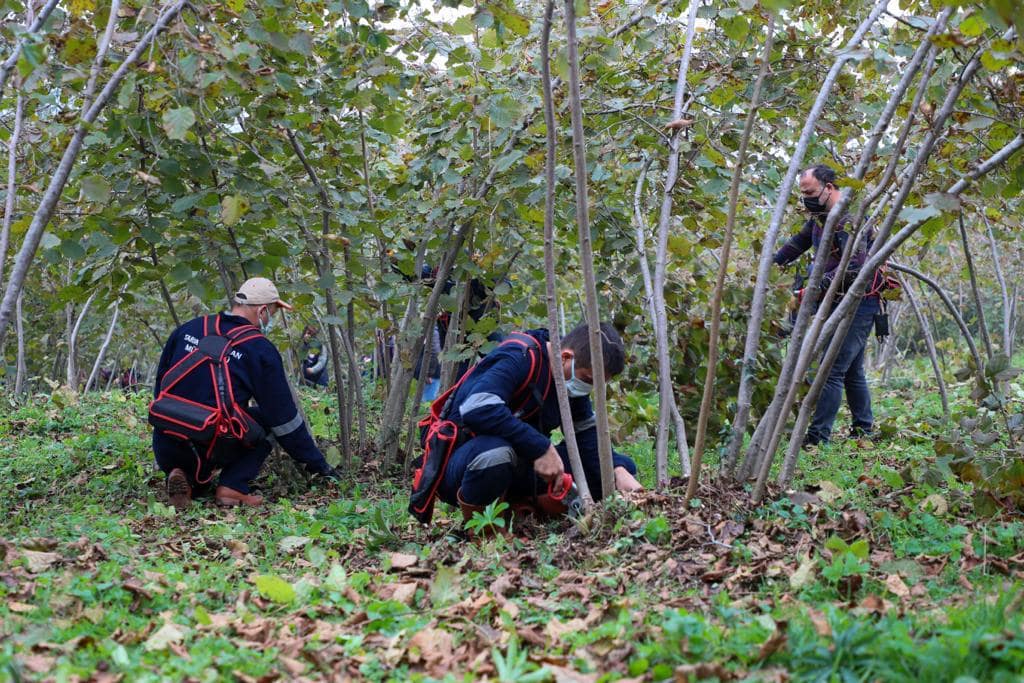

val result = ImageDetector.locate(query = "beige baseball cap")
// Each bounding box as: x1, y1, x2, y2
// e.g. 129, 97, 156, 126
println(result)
233, 277, 293, 310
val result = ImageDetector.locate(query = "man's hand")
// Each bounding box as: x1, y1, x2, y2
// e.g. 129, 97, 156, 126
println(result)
310, 464, 343, 485
533, 445, 565, 486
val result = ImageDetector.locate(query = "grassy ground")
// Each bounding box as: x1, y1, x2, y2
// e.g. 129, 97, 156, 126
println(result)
1, 367, 1023, 682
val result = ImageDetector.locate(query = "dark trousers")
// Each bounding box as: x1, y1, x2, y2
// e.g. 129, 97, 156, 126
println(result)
807, 298, 879, 443
153, 432, 271, 493
437, 434, 636, 507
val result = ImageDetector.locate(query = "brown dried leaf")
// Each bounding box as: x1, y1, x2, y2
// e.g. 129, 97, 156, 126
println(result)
7, 600, 35, 613
22, 550, 61, 573
389, 553, 418, 570
756, 621, 788, 661
884, 574, 910, 598
807, 608, 831, 637
674, 662, 734, 681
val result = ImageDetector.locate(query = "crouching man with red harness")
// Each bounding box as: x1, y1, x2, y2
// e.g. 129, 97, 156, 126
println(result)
149, 278, 340, 510
409, 322, 642, 533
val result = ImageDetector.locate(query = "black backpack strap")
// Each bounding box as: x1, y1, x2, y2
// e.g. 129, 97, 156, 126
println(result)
502, 332, 550, 419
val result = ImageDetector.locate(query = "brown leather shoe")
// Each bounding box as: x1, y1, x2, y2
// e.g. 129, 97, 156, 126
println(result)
166, 469, 192, 511
214, 485, 264, 507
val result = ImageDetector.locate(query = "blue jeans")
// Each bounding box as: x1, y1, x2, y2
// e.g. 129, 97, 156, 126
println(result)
806, 298, 879, 444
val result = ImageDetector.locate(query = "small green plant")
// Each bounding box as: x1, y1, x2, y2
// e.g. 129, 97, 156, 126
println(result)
821, 535, 870, 599
641, 515, 671, 545
466, 500, 510, 534
492, 637, 549, 682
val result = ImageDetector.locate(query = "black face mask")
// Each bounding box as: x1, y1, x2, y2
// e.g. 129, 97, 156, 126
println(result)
802, 194, 828, 215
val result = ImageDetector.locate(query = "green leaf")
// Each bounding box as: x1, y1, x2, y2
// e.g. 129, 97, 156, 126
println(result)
898, 205, 941, 226
824, 535, 850, 554
162, 106, 196, 141
60, 239, 86, 260
81, 175, 111, 203
254, 574, 296, 603
452, 16, 474, 35
380, 112, 404, 135
959, 14, 987, 37
923, 192, 961, 212
848, 539, 869, 560
492, 6, 529, 36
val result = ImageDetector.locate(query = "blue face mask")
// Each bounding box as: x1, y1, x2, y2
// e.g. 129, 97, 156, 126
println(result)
565, 358, 593, 398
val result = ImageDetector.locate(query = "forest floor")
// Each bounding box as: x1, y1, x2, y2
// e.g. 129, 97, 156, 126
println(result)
1, 369, 1023, 682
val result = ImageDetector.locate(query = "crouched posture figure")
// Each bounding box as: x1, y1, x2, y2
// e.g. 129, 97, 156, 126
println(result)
435, 323, 641, 527
151, 278, 339, 509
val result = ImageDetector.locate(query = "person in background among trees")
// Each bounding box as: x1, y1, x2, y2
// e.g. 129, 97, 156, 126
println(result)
299, 326, 328, 389
774, 164, 884, 447
152, 278, 340, 509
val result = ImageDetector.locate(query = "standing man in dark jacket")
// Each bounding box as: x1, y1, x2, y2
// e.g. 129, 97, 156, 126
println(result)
152, 278, 339, 509
433, 322, 642, 528
774, 164, 882, 446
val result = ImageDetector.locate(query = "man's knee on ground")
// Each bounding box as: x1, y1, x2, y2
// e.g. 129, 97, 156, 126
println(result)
459, 444, 517, 506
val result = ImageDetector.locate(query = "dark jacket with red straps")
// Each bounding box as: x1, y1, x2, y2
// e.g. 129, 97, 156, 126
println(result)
449, 328, 631, 499
153, 312, 331, 474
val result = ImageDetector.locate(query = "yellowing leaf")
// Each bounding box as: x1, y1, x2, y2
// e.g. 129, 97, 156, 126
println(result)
254, 574, 296, 604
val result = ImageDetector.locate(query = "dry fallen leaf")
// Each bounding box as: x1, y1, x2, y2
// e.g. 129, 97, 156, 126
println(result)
756, 620, 789, 661
807, 608, 831, 637
389, 553, 418, 570
789, 555, 817, 590
22, 550, 61, 573
7, 600, 35, 613
815, 481, 843, 504
143, 622, 188, 652
885, 573, 910, 598
675, 662, 734, 681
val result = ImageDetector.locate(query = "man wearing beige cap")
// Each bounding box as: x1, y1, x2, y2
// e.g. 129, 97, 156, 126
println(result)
150, 277, 340, 509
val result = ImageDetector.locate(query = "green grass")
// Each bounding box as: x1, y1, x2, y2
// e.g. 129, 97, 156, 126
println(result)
1, 366, 1022, 681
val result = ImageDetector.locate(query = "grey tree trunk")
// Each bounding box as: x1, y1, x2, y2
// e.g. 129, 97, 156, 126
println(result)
565, 0, 614, 498
85, 302, 119, 393
900, 275, 950, 421
67, 292, 97, 391
690, 14, 773, 496
958, 213, 993, 363
541, 0, 593, 506
14, 292, 27, 396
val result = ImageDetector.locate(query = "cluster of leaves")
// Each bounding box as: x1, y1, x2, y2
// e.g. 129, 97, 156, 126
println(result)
935, 354, 1024, 514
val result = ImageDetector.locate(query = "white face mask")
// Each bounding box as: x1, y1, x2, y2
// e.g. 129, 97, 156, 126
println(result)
259, 306, 274, 334
565, 358, 593, 398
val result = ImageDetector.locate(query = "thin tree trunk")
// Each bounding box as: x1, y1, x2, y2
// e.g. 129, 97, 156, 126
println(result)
14, 291, 27, 396
0, 94, 25, 291
542, 0, 593, 506
286, 129, 352, 467
85, 302, 119, 392
0, 0, 190, 349
725, 0, 888, 468
67, 292, 97, 390
900, 275, 950, 421
0, 0, 61, 99
983, 216, 1012, 355
650, 0, 699, 489
690, 14, 774, 495
958, 213, 993, 363
565, 0, 614, 498
633, 157, 691, 478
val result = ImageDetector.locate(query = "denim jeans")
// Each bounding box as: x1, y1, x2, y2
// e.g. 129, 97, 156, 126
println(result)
806, 297, 879, 444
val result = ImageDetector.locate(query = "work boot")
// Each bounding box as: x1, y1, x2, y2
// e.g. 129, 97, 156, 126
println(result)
166, 469, 192, 511
214, 485, 264, 507
457, 489, 509, 538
